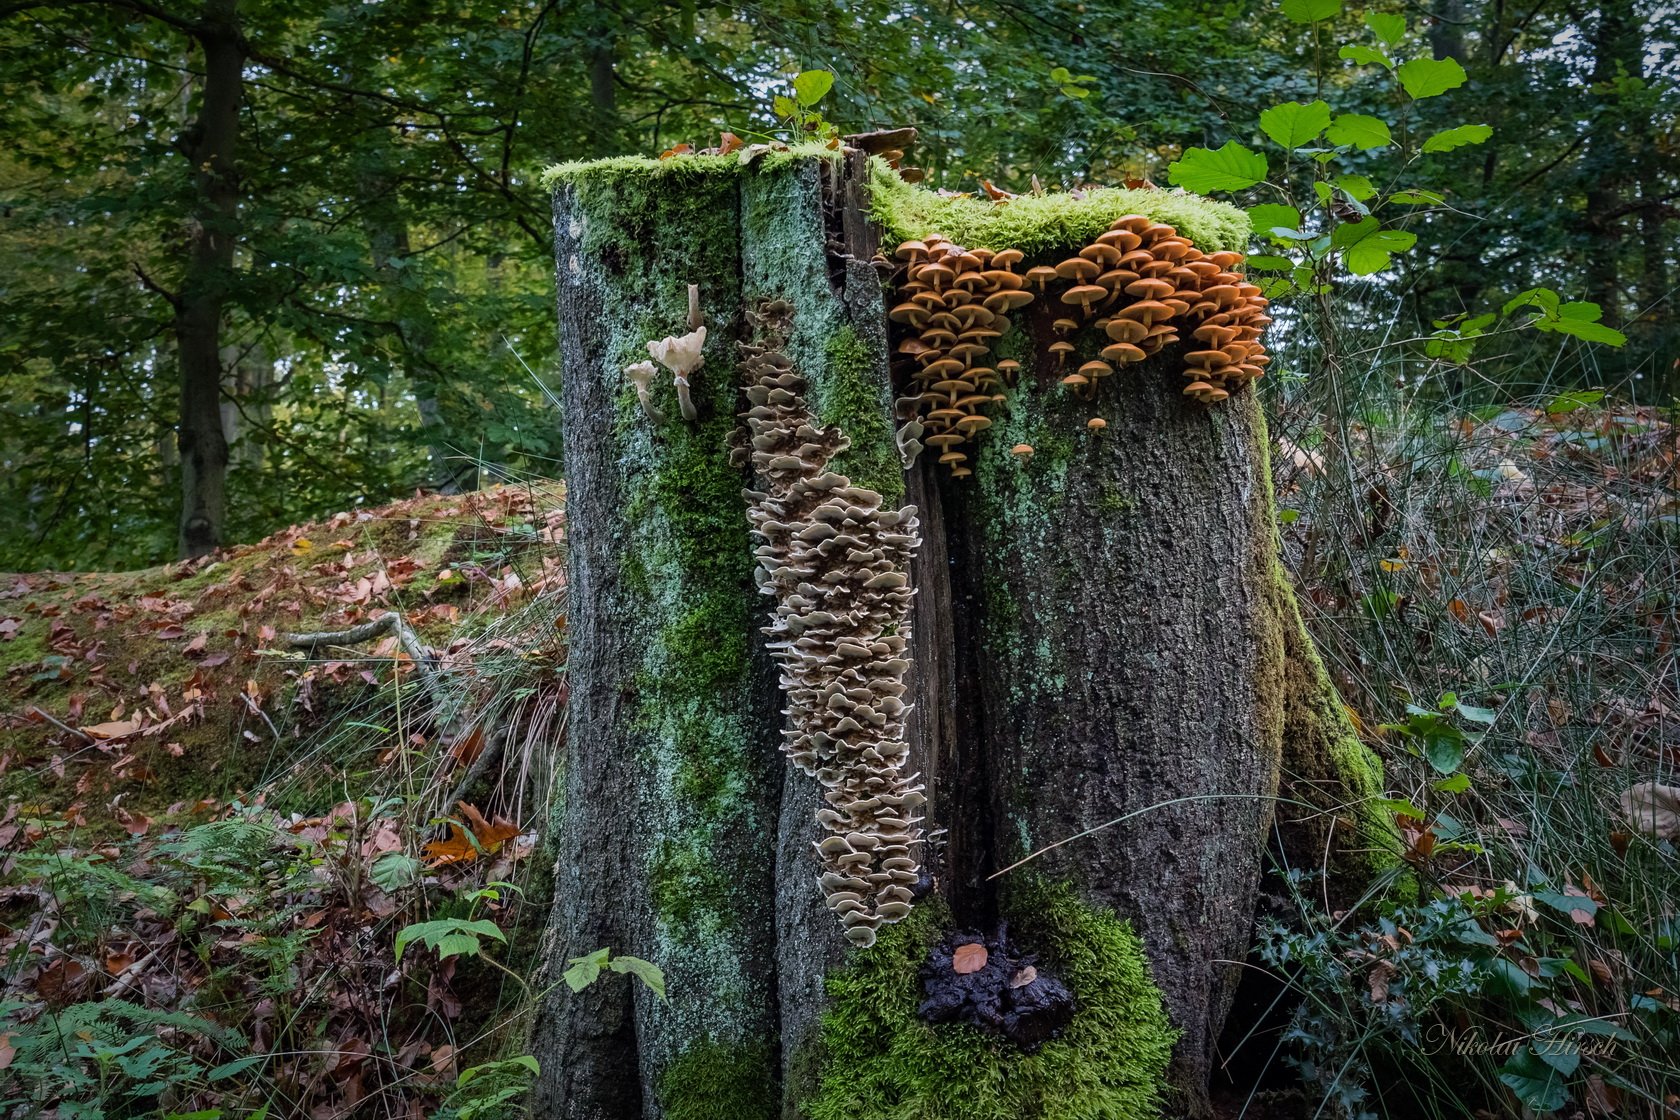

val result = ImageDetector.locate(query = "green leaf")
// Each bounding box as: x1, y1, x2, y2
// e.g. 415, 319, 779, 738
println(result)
1326, 112, 1392, 149
1504, 286, 1560, 316
1389, 188, 1445, 204
1247, 254, 1295, 270
1424, 733, 1465, 774
1397, 56, 1468, 98
369, 850, 421, 893
1453, 701, 1496, 724
1060, 84, 1091, 98
1332, 217, 1416, 274
1433, 772, 1472, 793
1549, 313, 1626, 345
608, 954, 668, 1000
1248, 203, 1303, 237
1365, 11, 1405, 43
771, 94, 797, 118
1374, 795, 1426, 818
206, 1054, 265, 1081
1260, 100, 1332, 149
1168, 141, 1268, 193
1545, 389, 1604, 414
1499, 1047, 1569, 1112
394, 918, 505, 962
1423, 123, 1493, 152
1282, 0, 1341, 22
1534, 888, 1599, 922
1338, 44, 1394, 68
1484, 958, 1535, 999
792, 70, 834, 106
563, 947, 612, 992
1335, 174, 1377, 201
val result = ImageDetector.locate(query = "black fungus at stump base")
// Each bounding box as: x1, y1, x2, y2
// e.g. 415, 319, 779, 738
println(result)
917, 924, 1076, 1051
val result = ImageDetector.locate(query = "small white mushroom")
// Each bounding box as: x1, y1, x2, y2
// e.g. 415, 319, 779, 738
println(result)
623, 360, 664, 423
648, 325, 706, 422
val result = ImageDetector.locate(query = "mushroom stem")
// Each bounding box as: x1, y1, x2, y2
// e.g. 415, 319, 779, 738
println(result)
624, 361, 665, 424
686, 283, 702, 332
673, 375, 698, 422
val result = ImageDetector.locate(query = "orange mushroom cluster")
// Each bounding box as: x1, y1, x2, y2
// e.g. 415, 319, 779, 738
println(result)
882, 213, 1273, 473
735, 299, 926, 949
886, 236, 1034, 477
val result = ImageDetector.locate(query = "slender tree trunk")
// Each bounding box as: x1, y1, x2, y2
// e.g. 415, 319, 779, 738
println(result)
533, 152, 1384, 1119
174, 0, 242, 558
1582, 0, 1641, 324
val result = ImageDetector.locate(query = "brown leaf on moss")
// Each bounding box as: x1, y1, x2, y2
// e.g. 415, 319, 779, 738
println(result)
952, 943, 988, 975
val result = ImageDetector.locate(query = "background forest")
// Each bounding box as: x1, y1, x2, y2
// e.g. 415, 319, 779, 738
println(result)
1, 0, 1676, 570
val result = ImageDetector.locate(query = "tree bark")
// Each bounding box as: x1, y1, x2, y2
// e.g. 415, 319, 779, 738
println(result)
174, 0, 243, 558
532, 151, 1384, 1119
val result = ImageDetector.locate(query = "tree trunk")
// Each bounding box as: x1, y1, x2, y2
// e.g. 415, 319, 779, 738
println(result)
174, 0, 243, 558
532, 150, 1385, 1120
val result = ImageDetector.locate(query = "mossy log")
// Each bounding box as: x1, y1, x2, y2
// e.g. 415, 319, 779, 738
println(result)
531, 149, 1385, 1120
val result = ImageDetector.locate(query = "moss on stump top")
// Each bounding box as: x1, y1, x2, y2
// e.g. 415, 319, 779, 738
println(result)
540, 148, 1250, 255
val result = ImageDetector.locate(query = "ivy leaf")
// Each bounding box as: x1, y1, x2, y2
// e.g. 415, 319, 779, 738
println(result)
1338, 44, 1394, 68
1423, 123, 1493, 152
792, 70, 834, 106
1326, 112, 1393, 149
608, 954, 668, 999
1499, 1047, 1570, 1113
1365, 11, 1406, 43
1281, 0, 1341, 22
1168, 141, 1267, 193
1397, 56, 1468, 98
1260, 100, 1332, 149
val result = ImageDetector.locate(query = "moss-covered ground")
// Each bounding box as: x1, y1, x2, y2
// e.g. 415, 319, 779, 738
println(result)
806, 879, 1175, 1120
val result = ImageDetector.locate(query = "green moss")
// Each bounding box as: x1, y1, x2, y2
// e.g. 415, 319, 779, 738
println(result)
813, 325, 902, 501
807, 879, 1175, 1120
659, 1036, 779, 1120
1247, 410, 1395, 892
866, 159, 1250, 254
540, 142, 842, 191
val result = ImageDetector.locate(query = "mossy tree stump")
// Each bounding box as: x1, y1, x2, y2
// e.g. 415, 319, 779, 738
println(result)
532, 148, 1384, 1120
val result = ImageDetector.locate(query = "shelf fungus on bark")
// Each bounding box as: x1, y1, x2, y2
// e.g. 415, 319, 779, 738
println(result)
918, 925, 1076, 1051
736, 299, 926, 949
880, 214, 1273, 473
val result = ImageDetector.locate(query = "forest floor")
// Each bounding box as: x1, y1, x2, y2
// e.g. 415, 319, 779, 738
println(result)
0, 484, 568, 1117
1, 398, 1677, 1118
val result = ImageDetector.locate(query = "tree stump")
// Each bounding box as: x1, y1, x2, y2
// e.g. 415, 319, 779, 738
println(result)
531, 147, 1385, 1120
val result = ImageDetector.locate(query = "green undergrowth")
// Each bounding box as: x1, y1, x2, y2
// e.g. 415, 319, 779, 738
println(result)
865, 159, 1250, 254
807, 880, 1175, 1120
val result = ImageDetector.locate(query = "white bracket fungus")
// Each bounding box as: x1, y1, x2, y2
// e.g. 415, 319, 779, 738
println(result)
737, 299, 926, 948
